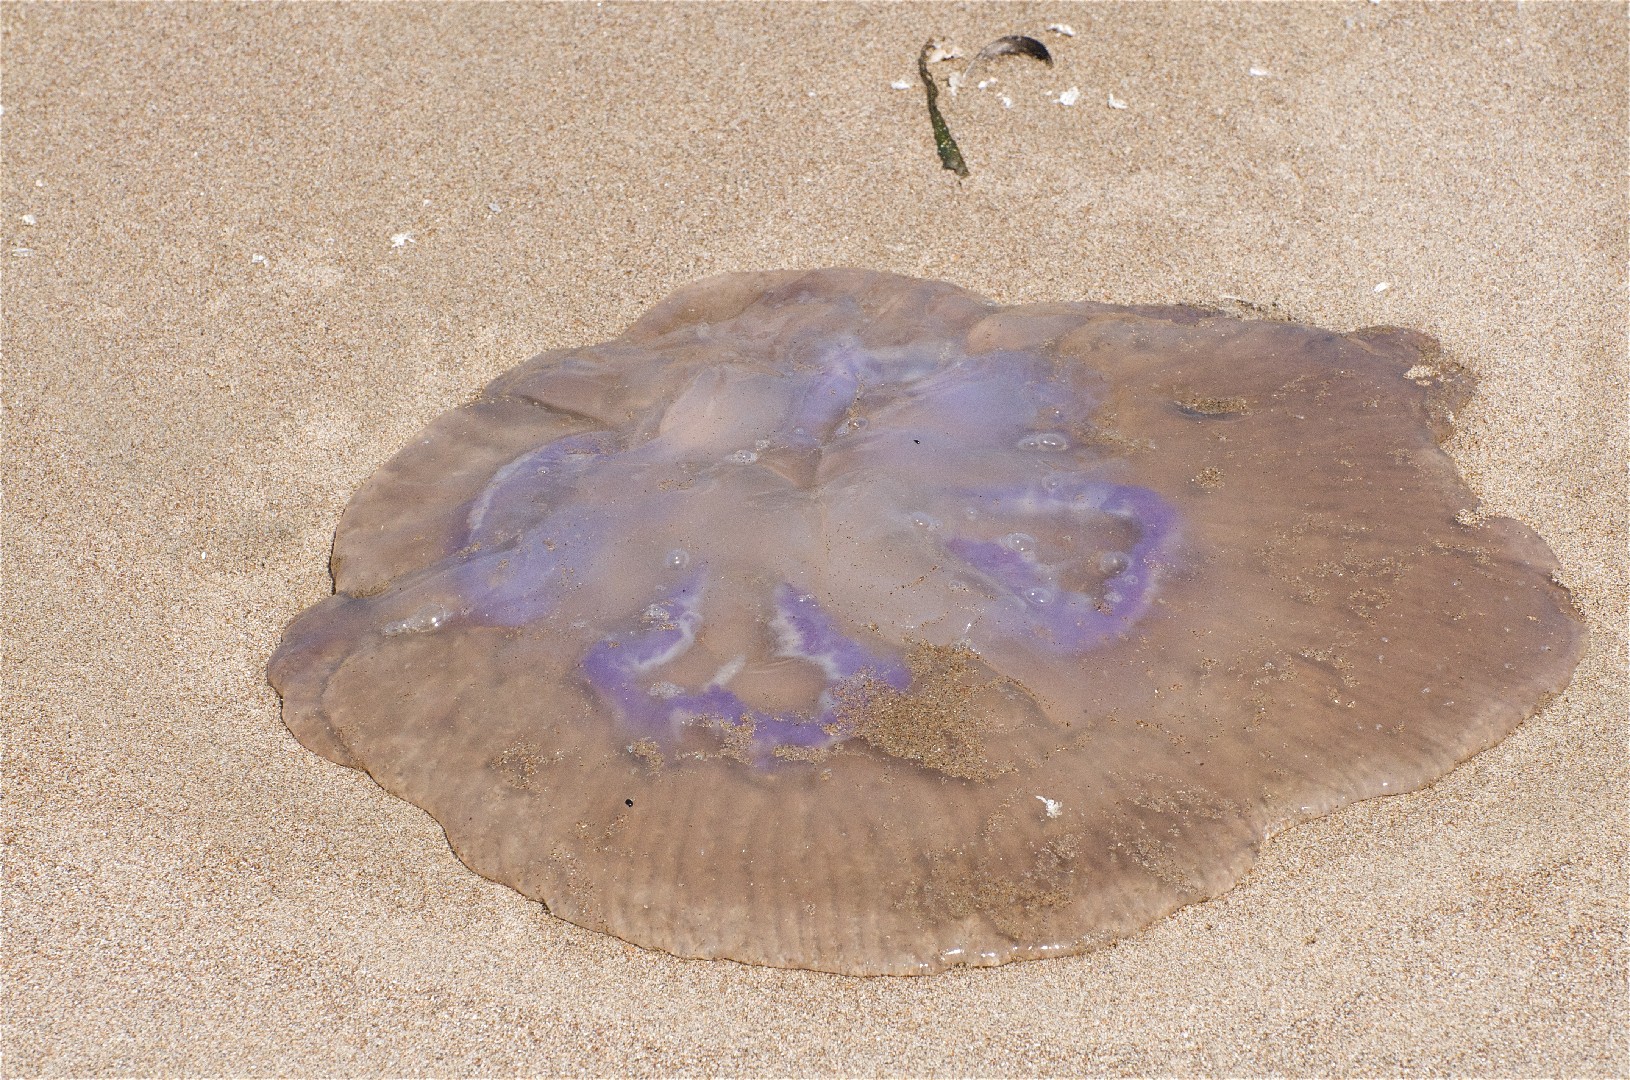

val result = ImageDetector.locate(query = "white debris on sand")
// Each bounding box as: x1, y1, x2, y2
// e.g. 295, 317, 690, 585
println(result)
1374, 281, 1391, 293
1249, 65, 1271, 77
390, 231, 414, 248
1108, 93, 1128, 109
1047, 23, 1077, 37
1036, 795, 1063, 819
1056, 87, 1082, 106
890, 79, 911, 90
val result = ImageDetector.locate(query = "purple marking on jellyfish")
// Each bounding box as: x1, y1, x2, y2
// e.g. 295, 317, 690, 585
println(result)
421, 500, 620, 629
581, 576, 907, 761
355, 504, 609, 639
465, 431, 620, 545
771, 584, 911, 690
940, 541, 1047, 593
582, 573, 708, 723
944, 476, 1179, 652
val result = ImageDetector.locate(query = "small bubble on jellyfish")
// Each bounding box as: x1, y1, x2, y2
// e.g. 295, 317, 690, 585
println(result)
1018, 432, 1070, 452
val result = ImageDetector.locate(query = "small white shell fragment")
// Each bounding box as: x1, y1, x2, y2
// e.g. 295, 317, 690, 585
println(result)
1056, 87, 1082, 106
390, 231, 414, 248
1249, 65, 1271, 77
1000, 94, 1014, 109
1047, 23, 1077, 36
1036, 795, 1063, 818
890, 79, 911, 90
1374, 281, 1390, 293
1107, 93, 1128, 109
924, 42, 963, 64
20, 214, 36, 225
250, 253, 267, 265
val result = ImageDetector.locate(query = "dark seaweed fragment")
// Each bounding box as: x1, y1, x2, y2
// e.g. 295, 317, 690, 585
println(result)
917, 40, 969, 178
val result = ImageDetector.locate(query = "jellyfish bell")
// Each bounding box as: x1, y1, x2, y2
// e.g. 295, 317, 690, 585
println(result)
270, 269, 1584, 975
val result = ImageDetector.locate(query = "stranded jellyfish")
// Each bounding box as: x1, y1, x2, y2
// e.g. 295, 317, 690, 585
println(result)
270, 269, 1583, 975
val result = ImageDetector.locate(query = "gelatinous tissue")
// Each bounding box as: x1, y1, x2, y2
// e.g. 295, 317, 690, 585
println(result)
269, 269, 1583, 975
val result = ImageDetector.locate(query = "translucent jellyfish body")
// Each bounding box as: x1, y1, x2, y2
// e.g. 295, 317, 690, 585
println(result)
270, 269, 1583, 974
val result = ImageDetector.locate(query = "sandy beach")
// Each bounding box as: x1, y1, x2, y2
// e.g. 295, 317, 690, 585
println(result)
5, 3, 1624, 1074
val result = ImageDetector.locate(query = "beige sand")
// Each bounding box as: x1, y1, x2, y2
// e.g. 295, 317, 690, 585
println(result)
4, 3, 1623, 1073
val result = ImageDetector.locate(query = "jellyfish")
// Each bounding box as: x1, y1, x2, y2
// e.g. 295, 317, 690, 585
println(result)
269, 269, 1583, 974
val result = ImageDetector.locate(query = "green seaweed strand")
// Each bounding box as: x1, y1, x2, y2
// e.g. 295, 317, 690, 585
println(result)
918, 41, 969, 178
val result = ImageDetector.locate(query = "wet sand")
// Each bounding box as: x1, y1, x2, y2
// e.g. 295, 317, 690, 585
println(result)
5, 3, 1624, 1074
